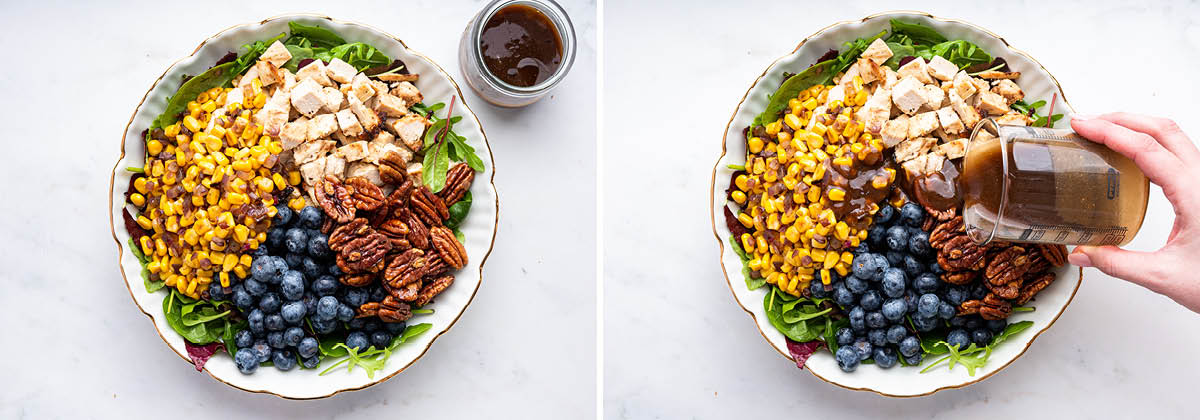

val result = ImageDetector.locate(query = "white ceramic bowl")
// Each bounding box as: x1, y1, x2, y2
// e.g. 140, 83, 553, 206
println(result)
710, 11, 1081, 397
108, 14, 498, 399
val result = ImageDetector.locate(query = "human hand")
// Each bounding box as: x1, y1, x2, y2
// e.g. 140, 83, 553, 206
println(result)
1068, 113, 1200, 313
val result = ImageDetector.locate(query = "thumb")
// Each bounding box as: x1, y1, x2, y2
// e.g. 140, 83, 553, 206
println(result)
1069, 246, 1166, 293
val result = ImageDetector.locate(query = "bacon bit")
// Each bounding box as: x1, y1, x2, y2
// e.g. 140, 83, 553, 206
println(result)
786, 339, 824, 369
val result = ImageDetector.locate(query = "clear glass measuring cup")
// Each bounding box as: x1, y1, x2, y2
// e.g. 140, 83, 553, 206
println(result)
959, 118, 1150, 246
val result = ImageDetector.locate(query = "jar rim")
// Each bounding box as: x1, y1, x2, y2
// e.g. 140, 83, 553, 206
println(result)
468, 0, 577, 97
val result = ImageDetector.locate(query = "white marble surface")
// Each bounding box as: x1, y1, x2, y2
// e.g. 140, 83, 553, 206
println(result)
604, 0, 1200, 418
0, 0, 595, 417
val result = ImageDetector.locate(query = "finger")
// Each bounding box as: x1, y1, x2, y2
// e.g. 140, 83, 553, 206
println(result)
1097, 113, 1200, 164
1071, 117, 1187, 196
1069, 246, 1168, 293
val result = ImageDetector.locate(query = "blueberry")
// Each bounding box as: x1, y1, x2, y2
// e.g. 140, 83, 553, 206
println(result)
252, 340, 272, 363
384, 321, 408, 334
970, 283, 989, 300
902, 255, 924, 278
281, 301, 306, 324
312, 276, 340, 297
208, 283, 227, 301
371, 331, 393, 349
938, 302, 956, 320
972, 329, 994, 346
235, 329, 254, 349
881, 298, 907, 321
281, 271, 305, 300
301, 356, 321, 369
273, 349, 297, 371
267, 331, 285, 349
274, 206, 293, 226
244, 278, 267, 297
247, 309, 265, 334
265, 314, 285, 331
860, 290, 882, 311
908, 230, 933, 257
845, 275, 868, 294
876, 205, 896, 225
285, 252, 305, 268
316, 296, 339, 321
885, 250, 906, 267
917, 294, 941, 318
283, 327, 305, 347
913, 273, 940, 294
898, 336, 921, 357
848, 306, 866, 332
836, 327, 855, 345
873, 347, 899, 368
885, 225, 910, 251
899, 202, 925, 227
870, 254, 890, 280
348, 318, 367, 330
886, 324, 907, 343
835, 346, 860, 372
902, 351, 924, 366
329, 264, 344, 277
809, 280, 829, 299
852, 254, 876, 280
233, 285, 254, 310
965, 316, 982, 330
346, 331, 371, 351
368, 284, 387, 301
299, 206, 324, 229
343, 288, 369, 307
308, 233, 332, 259
867, 329, 887, 347
913, 315, 939, 332
311, 318, 339, 334
285, 228, 309, 254
881, 268, 906, 298
945, 286, 969, 306
266, 257, 289, 284
258, 292, 281, 314
868, 224, 888, 249
235, 348, 259, 374
930, 261, 946, 275
949, 315, 969, 328
851, 339, 873, 362
854, 242, 870, 254
266, 228, 287, 249
833, 283, 857, 308
297, 337, 319, 358
363, 319, 381, 332
904, 291, 918, 313
337, 304, 355, 322
865, 311, 886, 329
947, 329, 970, 350
301, 257, 322, 279
251, 257, 272, 282
987, 319, 1008, 332
303, 293, 319, 315
252, 246, 269, 257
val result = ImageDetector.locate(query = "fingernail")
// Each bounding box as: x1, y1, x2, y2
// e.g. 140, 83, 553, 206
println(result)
1068, 249, 1093, 267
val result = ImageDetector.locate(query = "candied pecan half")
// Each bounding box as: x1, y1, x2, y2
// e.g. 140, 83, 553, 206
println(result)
377, 219, 413, 250
979, 293, 1012, 320
328, 218, 371, 252
959, 299, 981, 316
940, 270, 977, 285
929, 216, 965, 250
379, 150, 409, 185
336, 232, 392, 274
985, 246, 1035, 286
1016, 272, 1056, 305
383, 249, 428, 289
1038, 244, 1068, 267
429, 226, 467, 269
413, 275, 454, 307
440, 163, 474, 205
340, 273, 375, 287
986, 279, 1021, 300
315, 176, 357, 223
406, 211, 431, 250
387, 281, 421, 302
937, 235, 988, 272
410, 186, 450, 226
346, 176, 386, 211
378, 296, 413, 323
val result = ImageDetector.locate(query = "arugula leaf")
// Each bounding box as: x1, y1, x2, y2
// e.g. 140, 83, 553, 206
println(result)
328, 43, 391, 70
126, 166, 145, 174
319, 323, 432, 378
231, 33, 286, 76
751, 60, 834, 128
883, 42, 916, 69
887, 19, 947, 46
919, 320, 1035, 375
286, 21, 346, 49
150, 62, 237, 132
446, 191, 472, 229
726, 164, 746, 171
929, 40, 992, 68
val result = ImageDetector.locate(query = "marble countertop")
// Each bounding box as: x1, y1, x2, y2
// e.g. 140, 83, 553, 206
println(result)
0, 0, 595, 417
603, 0, 1200, 418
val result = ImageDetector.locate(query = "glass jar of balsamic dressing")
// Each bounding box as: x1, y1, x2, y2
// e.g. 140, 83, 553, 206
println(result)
459, 0, 576, 107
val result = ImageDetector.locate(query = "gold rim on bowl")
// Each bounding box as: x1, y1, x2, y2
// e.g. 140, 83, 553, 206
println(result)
108, 13, 500, 400
708, 10, 1083, 398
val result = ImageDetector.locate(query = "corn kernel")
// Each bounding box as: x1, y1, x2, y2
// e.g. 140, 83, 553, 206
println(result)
826, 187, 846, 201
748, 137, 764, 154
731, 190, 747, 204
